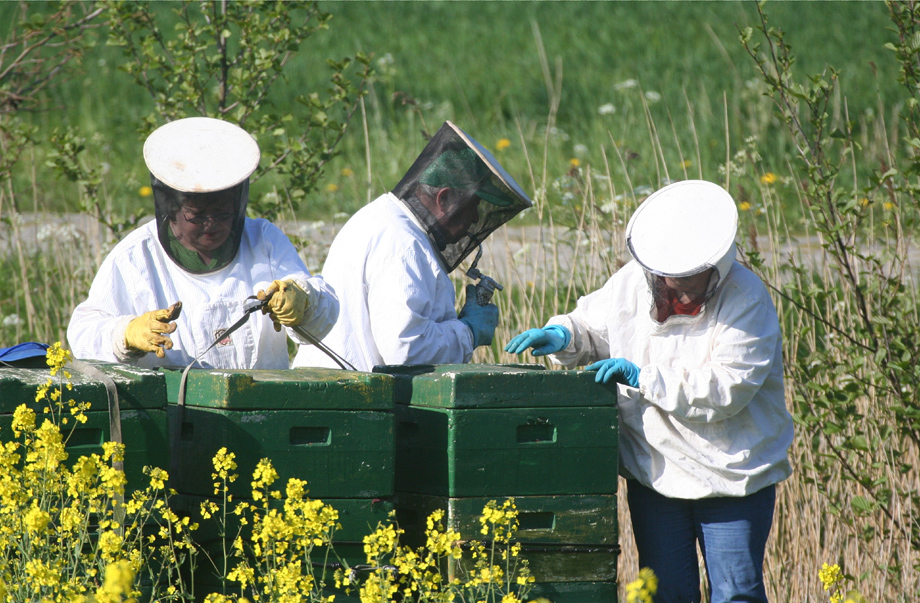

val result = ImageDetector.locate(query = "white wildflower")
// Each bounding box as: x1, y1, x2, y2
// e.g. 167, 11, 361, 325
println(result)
2, 315, 24, 328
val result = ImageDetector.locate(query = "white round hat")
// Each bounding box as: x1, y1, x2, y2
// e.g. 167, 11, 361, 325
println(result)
626, 180, 738, 277
143, 117, 260, 193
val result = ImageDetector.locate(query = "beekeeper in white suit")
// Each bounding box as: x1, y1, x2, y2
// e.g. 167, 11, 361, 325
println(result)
293, 121, 531, 372
68, 117, 338, 369
507, 180, 793, 603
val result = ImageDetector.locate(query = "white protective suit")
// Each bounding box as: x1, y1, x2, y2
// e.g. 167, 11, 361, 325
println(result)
546, 250, 794, 499
68, 218, 338, 370
292, 193, 474, 371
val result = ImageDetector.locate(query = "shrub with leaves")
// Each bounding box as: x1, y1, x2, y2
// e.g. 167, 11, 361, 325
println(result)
102, 0, 372, 222
738, 0, 920, 579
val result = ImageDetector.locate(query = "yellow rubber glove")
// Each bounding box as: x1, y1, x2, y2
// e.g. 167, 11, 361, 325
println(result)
124, 302, 182, 358
256, 279, 309, 332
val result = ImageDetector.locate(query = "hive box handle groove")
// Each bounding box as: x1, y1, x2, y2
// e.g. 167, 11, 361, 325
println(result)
290, 426, 331, 446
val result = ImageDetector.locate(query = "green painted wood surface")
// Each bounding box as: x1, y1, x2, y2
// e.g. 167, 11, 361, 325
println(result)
161, 367, 395, 410
170, 405, 394, 498
444, 543, 619, 584
527, 580, 618, 603
374, 363, 618, 408
395, 404, 618, 496
0, 407, 167, 494
395, 493, 618, 546
0, 362, 166, 412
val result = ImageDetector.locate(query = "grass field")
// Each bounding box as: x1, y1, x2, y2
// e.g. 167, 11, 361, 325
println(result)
6, 1, 902, 219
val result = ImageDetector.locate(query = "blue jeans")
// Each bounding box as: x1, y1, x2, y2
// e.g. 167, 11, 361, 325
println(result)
626, 481, 775, 603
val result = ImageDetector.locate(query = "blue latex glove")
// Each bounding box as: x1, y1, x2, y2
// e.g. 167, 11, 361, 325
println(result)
585, 358, 641, 387
459, 284, 499, 348
504, 325, 571, 356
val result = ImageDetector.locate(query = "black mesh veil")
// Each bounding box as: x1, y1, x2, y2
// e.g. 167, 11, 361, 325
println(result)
153, 175, 249, 275
391, 121, 532, 272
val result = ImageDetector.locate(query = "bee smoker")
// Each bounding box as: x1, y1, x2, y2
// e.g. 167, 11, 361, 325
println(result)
465, 245, 503, 306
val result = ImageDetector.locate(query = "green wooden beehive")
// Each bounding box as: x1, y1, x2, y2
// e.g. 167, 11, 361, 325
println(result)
395, 493, 619, 585
0, 362, 168, 492
527, 581, 618, 603
395, 493, 618, 547
162, 367, 396, 499
376, 364, 618, 497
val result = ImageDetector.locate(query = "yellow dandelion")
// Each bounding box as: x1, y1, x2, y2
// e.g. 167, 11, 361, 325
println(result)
739, 201, 752, 212
760, 172, 777, 185
496, 138, 511, 151
139, 185, 153, 197
680, 159, 692, 169
884, 201, 894, 210
325, 183, 339, 193
859, 197, 869, 206
341, 168, 355, 177
569, 158, 581, 167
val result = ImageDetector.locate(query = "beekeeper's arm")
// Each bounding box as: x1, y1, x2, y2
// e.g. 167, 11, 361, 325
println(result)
541, 274, 616, 368
637, 290, 781, 423
67, 256, 170, 363
254, 220, 339, 341
367, 238, 476, 365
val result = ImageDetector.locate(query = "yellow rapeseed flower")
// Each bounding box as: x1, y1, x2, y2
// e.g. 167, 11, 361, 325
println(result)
212, 447, 237, 480
496, 138, 512, 151
626, 567, 658, 603
12, 404, 36, 436
760, 172, 777, 185
819, 563, 842, 590
24, 505, 51, 535
139, 186, 153, 197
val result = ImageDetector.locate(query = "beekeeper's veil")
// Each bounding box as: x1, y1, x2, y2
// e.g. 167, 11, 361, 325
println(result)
144, 117, 259, 274
626, 180, 738, 312
391, 121, 532, 272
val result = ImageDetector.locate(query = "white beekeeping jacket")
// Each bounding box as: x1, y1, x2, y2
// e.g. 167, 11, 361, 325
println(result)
292, 193, 474, 372
546, 252, 794, 499
68, 218, 338, 370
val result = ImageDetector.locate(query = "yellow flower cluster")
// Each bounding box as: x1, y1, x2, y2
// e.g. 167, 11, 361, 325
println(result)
626, 567, 658, 603
819, 562, 842, 591
204, 452, 341, 601
479, 498, 520, 544
818, 563, 867, 603
0, 343, 196, 602
349, 498, 533, 603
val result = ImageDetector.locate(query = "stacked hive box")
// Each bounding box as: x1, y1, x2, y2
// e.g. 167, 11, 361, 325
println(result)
375, 363, 620, 603
0, 361, 169, 495
162, 367, 396, 601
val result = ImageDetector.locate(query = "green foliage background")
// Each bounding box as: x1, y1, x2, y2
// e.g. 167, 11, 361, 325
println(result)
3, 1, 900, 218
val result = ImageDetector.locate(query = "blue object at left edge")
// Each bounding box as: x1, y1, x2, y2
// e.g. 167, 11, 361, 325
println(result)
0, 342, 49, 363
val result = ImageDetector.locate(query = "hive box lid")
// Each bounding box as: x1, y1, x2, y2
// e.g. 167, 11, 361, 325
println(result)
0, 361, 167, 412
162, 367, 395, 410
372, 364, 617, 408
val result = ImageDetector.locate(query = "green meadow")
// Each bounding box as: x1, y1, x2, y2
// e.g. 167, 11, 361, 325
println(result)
11, 1, 899, 218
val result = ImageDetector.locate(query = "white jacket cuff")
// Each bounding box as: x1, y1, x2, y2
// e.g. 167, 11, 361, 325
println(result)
112, 315, 145, 363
